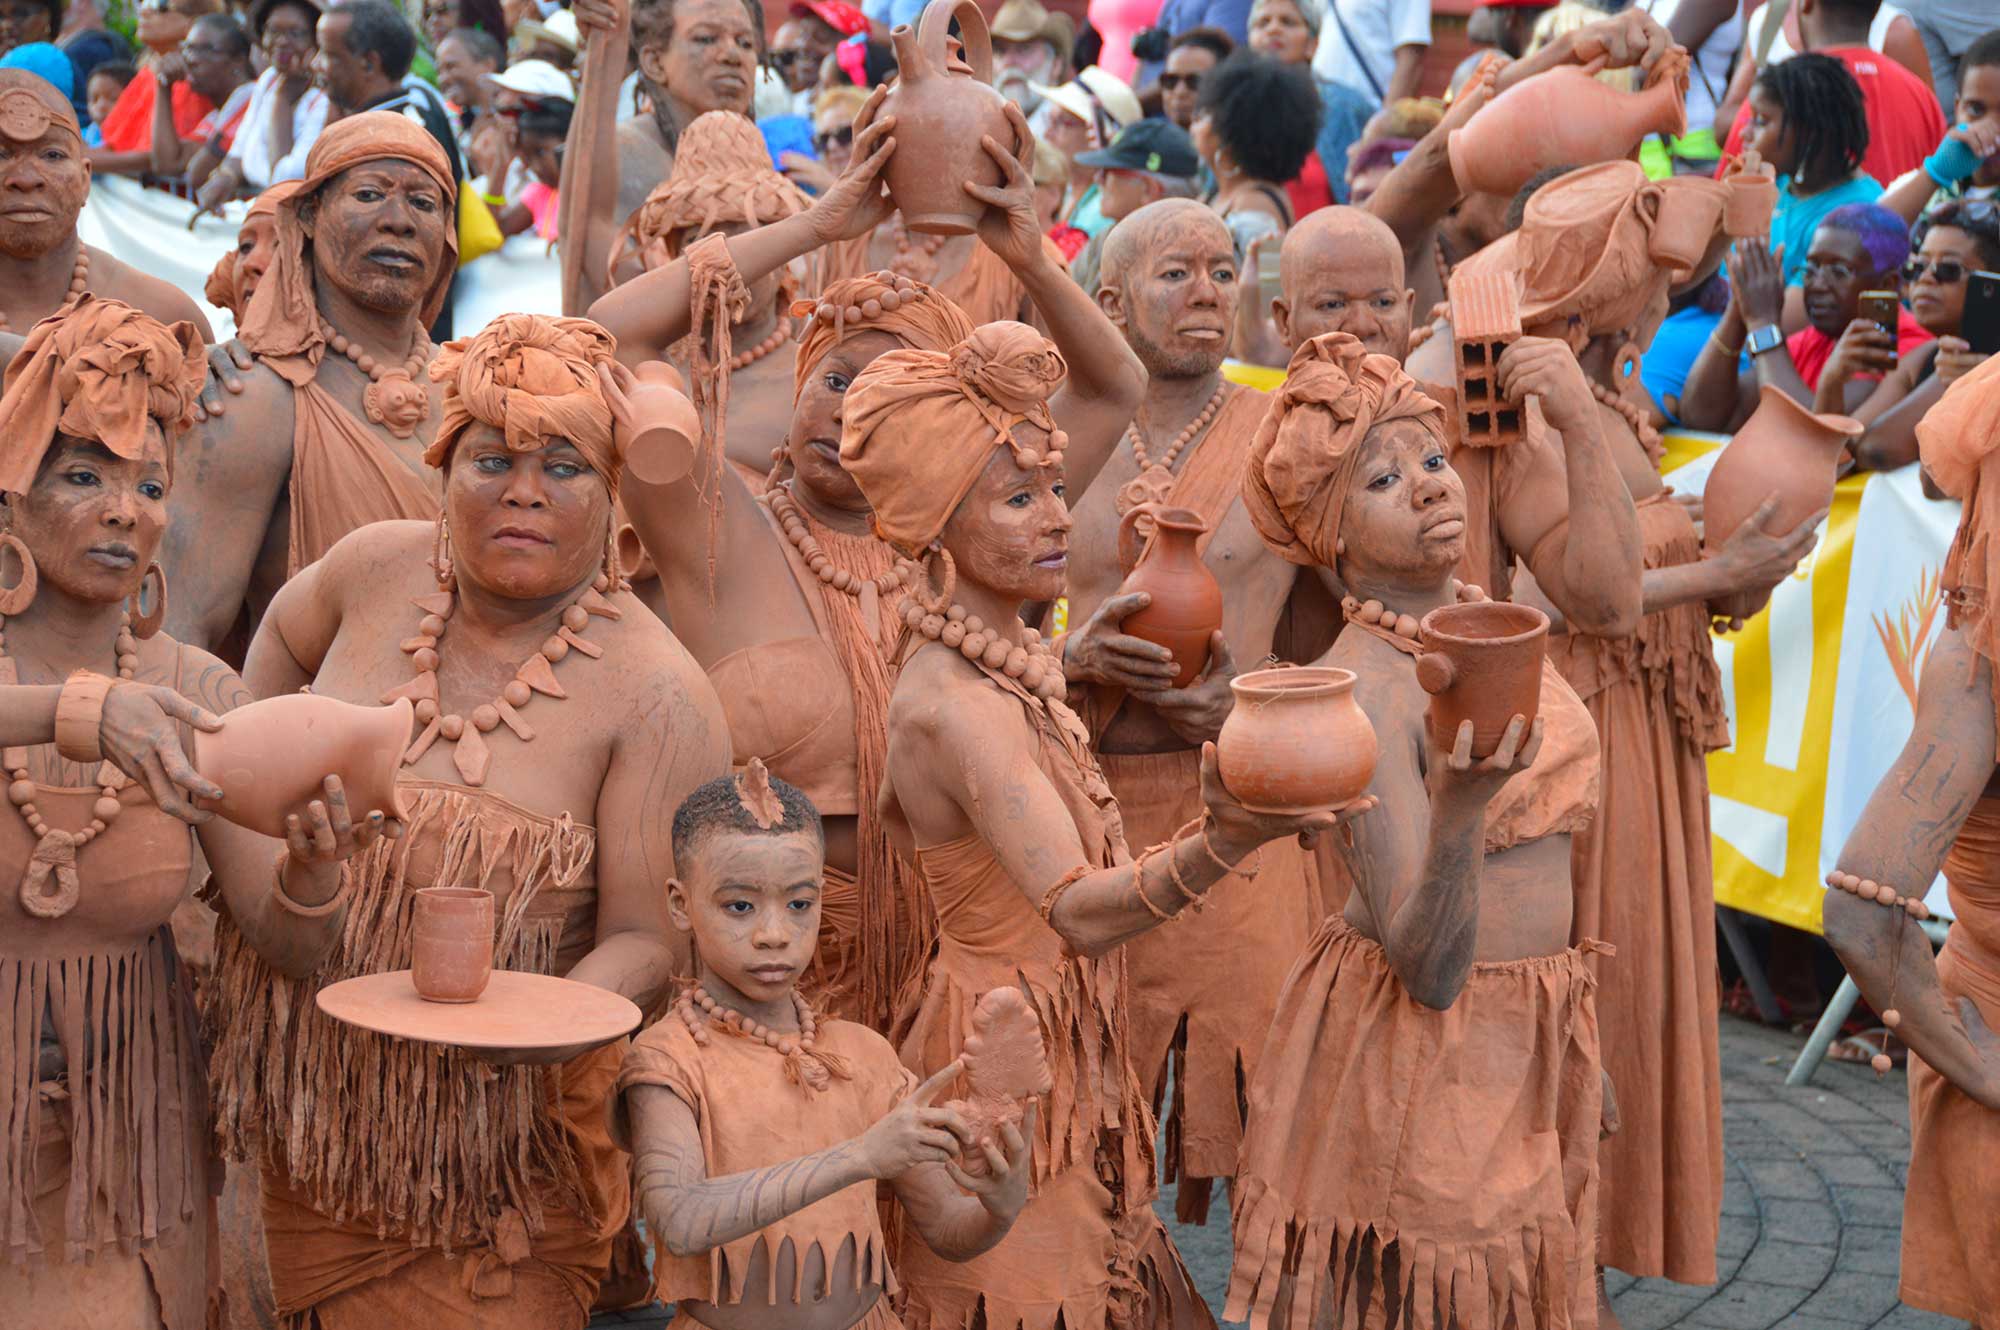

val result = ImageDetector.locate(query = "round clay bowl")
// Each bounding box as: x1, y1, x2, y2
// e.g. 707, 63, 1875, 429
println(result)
410, 887, 494, 1003
193, 693, 412, 838
1415, 602, 1548, 759
1217, 666, 1378, 813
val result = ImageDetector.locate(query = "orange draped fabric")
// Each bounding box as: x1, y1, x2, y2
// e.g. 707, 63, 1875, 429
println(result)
282, 381, 441, 575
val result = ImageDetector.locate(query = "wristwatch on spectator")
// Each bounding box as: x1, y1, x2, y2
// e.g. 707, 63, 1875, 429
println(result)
1745, 324, 1784, 357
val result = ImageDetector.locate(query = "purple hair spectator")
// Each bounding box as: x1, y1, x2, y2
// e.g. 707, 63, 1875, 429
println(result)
1824, 202, 1912, 281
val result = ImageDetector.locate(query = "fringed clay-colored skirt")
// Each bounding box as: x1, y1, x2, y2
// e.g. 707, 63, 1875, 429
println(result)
665, 1295, 904, 1330
1228, 918, 1606, 1330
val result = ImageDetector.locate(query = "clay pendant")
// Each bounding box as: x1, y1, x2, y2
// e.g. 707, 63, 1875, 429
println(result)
19, 828, 80, 919
1114, 465, 1177, 520
364, 371, 431, 440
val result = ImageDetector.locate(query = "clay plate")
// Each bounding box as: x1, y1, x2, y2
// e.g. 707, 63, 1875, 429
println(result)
316, 970, 643, 1050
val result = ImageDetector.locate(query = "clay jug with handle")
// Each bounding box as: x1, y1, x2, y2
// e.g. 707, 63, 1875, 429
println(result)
1115, 504, 1222, 689
1446, 54, 1690, 199
1721, 149, 1778, 238
1702, 383, 1860, 621
194, 693, 412, 838
1217, 666, 1378, 813
598, 361, 699, 487
860, 0, 1012, 235
1415, 602, 1548, 759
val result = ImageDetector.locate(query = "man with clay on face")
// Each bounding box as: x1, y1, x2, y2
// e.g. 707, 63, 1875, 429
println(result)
0, 70, 214, 339
160, 111, 454, 657
1058, 197, 1328, 1223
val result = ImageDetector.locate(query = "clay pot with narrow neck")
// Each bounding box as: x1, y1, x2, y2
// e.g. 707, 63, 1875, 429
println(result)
1721, 150, 1778, 237
1446, 63, 1689, 199
1415, 602, 1548, 758
1115, 504, 1222, 689
410, 887, 494, 1003
859, 0, 1013, 235
193, 693, 412, 838
1217, 666, 1378, 812
601, 361, 699, 487
1702, 383, 1860, 621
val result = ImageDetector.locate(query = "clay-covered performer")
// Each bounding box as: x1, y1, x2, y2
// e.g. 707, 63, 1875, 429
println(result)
590, 116, 1144, 1034
1228, 333, 1607, 1330
1451, 160, 1823, 1297
161, 112, 456, 656
205, 313, 732, 1329
202, 180, 302, 327
615, 764, 1035, 1330
841, 322, 1365, 1330
0, 72, 214, 340
1820, 356, 2000, 1325
1058, 197, 1324, 1222
0, 297, 392, 1327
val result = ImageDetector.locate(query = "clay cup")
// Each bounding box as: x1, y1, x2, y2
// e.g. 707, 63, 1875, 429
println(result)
410, 887, 495, 1003
1414, 602, 1548, 759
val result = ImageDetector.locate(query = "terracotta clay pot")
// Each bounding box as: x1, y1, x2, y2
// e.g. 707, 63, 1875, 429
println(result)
1115, 504, 1221, 689
194, 693, 412, 838
1446, 65, 1688, 199
1647, 177, 1728, 269
601, 361, 699, 487
860, 0, 1011, 235
410, 887, 494, 1003
1217, 666, 1378, 813
1702, 383, 1860, 621
1415, 602, 1548, 759
1721, 152, 1778, 238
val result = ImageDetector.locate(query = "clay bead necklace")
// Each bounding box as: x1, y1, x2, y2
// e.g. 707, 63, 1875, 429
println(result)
383, 575, 622, 787
0, 247, 89, 333
765, 486, 907, 599
1824, 869, 1931, 1073
0, 608, 135, 919
728, 316, 792, 372
887, 220, 951, 284
896, 556, 1067, 702
1590, 376, 1663, 464
319, 321, 433, 439
677, 983, 837, 1091
1126, 382, 1228, 479
1340, 582, 1483, 647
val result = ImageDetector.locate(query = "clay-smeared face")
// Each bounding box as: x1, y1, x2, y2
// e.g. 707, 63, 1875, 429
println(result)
10, 435, 171, 607
1276, 213, 1413, 358
790, 328, 900, 510
1159, 45, 1213, 130
668, 828, 824, 1004
0, 114, 87, 261
235, 211, 280, 307
1908, 224, 1982, 337
443, 427, 613, 601
640, 0, 758, 117
939, 435, 1070, 604
1800, 224, 1878, 337
1111, 214, 1238, 378
1247, 0, 1313, 65
1336, 419, 1464, 586
305, 160, 449, 314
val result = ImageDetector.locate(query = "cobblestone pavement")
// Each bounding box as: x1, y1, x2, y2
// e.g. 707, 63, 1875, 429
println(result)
592, 1015, 1968, 1330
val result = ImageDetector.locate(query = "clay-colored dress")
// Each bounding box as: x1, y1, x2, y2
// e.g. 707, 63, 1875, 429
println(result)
613, 1012, 914, 1330
1899, 795, 2000, 1320
207, 779, 629, 1329
0, 761, 209, 1330
705, 493, 932, 1032
1228, 619, 1608, 1330
895, 664, 1211, 1330
1550, 492, 1728, 1284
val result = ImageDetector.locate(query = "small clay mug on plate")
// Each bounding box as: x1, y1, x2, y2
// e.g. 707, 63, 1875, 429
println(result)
410, 887, 494, 1003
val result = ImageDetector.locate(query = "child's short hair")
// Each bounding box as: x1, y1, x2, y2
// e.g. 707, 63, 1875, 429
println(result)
671, 768, 824, 865
89, 62, 139, 93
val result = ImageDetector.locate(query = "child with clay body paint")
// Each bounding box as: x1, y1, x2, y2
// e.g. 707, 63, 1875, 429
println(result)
613, 762, 1035, 1330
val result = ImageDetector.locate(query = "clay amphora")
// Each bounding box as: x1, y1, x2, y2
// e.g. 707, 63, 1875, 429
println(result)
193, 693, 412, 838
859, 0, 1012, 235
1415, 602, 1549, 759
1446, 64, 1688, 198
942, 986, 1051, 1177
1217, 666, 1378, 812
1648, 176, 1728, 269
600, 361, 699, 487
1702, 383, 1860, 621
1115, 504, 1222, 689
1721, 150, 1778, 238
410, 887, 494, 1003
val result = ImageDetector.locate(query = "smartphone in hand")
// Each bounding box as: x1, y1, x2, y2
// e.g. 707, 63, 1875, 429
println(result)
1857, 290, 1901, 366
1965, 271, 2000, 356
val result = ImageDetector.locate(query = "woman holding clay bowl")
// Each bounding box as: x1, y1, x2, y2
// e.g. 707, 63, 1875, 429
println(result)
838, 321, 1361, 1330
207, 313, 731, 1329
0, 298, 393, 1327
1225, 333, 1612, 1330
588, 104, 1143, 1036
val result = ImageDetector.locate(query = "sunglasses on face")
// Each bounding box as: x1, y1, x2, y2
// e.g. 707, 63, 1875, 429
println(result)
814, 125, 853, 152
1903, 256, 1971, 284
1158, 72, 1199, 92
769, 50, 803, 68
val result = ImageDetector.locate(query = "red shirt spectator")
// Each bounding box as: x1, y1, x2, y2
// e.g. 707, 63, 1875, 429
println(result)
97, 75, 212, 153
1721, 46, 1947, 188
1284, 149, 1334, 222
1786, 303, 1933, 388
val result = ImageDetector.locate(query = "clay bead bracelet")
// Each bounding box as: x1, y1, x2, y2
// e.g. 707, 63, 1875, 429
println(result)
53, 671, 118, 764
1185, 814, 1260, 881
1825, 869, 1928, 1072
1128, 843, 1178, 923
1164, 838, 1206, 912
270, 853, 351, 919
1038, 863, 1092, 925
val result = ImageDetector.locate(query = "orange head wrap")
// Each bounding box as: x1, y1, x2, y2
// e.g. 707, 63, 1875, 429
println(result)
611, 110, 809, 279
204, 180, 304, 320
1241, 332, 1449, 570
1917, 353, 2000, 718
0, 295, 206, 495
789, 271, 975, 405
840, 322, 1068, 556
424, 314, 623, 491
237, 112, 459, 371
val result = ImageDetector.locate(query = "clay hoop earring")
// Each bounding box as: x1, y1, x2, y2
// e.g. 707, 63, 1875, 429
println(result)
1611, 340, 1644, 394
128, 563, 168, 640
431, 513, 455, 591
0, 532, 38, 617
913, 543, 956, 615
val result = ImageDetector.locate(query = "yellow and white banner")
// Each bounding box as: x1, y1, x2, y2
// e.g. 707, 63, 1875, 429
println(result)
1663, 432, 1957, 930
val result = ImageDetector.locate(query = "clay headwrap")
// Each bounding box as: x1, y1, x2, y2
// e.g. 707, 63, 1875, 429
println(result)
0, 294, 205, 495
840, 322, 1069, 556
1917, 353, 2000, 720
1240, 331, 1448, 569
424, 313, 622, 490
610, 110, 810, 279
203, 180, 304, 320
789, 271, 975, 405
236, 112, 459, 374
0, 70, 80, 146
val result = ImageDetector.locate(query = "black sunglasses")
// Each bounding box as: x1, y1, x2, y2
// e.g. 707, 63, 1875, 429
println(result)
1158, 72, 1199, 92
814, 125, 853, 152
1903, 256, 1971, 284
769, 50, 802, 69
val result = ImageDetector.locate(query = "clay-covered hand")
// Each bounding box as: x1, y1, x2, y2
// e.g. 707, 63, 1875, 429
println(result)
966, 103, 1047, 273
944, 1102, 1035, 1217
1134, 630, 1237, 745
100, 682, 226, 824
1428, 714, 1544, 808
571, 0, 626, 37
1198, 740, 1370, 858
779, 150, 837, 194
1063, 592, 1181, 690
1821, 317, 1897, 390
804, 91, 898, 245
1599, 1067, 1621, 1139
1711, 493, 1823, 599
1495, 336, 1596, 433
861, 1060, 978, 1178
1934, 335, 1989, 386
1725, 239, 1785, 331
279, 774, 396, 906
1567, 9, 1675, 75
193, 340, 254, 421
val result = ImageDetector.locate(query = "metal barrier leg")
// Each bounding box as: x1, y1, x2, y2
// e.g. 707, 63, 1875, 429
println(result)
1785, 975, 1861, 1087
1717, 907, 1786, 1025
